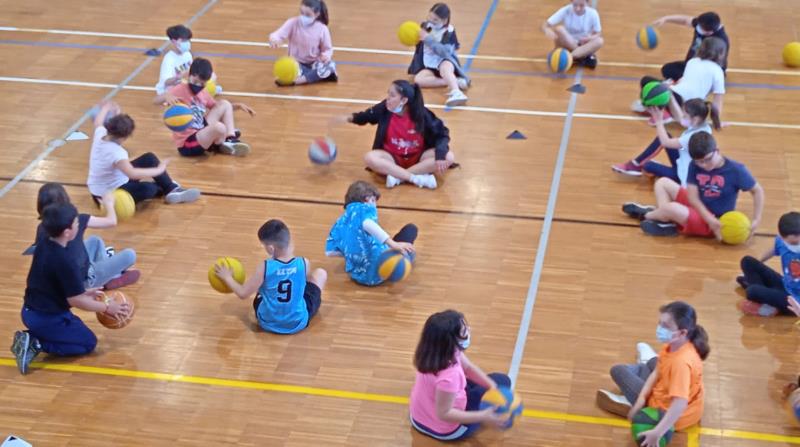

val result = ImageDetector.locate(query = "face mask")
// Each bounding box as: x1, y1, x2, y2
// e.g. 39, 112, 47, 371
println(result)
189, 83, 204, 94
680, 117, 692, 128
430, 22, 444, 31
785, 240, 800, 254
656, 325, 676, 344
458, 332, 471, 350
392, 102, 406, 114
299, 15, 315, 26
177, 40, 191, 53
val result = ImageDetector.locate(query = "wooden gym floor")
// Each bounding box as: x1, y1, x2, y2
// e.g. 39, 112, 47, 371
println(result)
0, 0, 799, 445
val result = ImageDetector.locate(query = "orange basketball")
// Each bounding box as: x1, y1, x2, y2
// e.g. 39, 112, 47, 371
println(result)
95, 291, 135, 329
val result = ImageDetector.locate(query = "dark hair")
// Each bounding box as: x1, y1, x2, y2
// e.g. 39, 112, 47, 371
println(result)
344, 181, 381, 206
414, 310, 468, 373
257, 219, 291, 248
391, 80, 426, 133
105, 114, 135, 139
779, 212, 800, 237
37, 183, 70, 218
189, 58, 213, 81
302, 0, 329, 25
41, 203, 78, 238
660, 301, 710, 360
692, 12, 721, 32
166, 24, 193, 41
697, 36, 727, 67
683, 99, 721, 131
688, 132, 717, 160
430, 3, 451, 26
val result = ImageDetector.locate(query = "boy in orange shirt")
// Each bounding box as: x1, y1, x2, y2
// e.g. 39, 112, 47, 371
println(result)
596, 302, 709, 446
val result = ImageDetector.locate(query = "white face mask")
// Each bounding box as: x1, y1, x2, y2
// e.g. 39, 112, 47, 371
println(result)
299, 15, 315, 26
785, 240, 800, 254
458, 331, 471, 350
177, 40, 191, 53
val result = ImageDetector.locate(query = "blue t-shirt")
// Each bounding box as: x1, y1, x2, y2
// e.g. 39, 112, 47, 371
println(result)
325, 202, 388, 286
24, 239, 86, 313
774, 236, 800, 298
687, 157, 756, 217
256, 257, 308, 334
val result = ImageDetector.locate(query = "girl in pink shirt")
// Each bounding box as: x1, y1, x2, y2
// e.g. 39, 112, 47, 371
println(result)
268, 0, 337, 86
409, 310, 510, 441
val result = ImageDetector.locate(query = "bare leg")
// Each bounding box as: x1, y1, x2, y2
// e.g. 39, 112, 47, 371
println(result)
553, 26, 579, 51
438, 61, 460, 92
206, 99, 237, 138
572, 36, 604, 59
414, 69, 448, 89
308, 268, 327, 289
644, 178, 689, 225
408, 149, 455, 175
364, 150, 413, 181
195, 122, 227, 148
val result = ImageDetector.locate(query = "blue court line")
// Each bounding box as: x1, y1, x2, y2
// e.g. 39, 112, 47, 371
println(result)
463, 0, 500, 72
507, 68, 584, 385
2, 38, 800, 92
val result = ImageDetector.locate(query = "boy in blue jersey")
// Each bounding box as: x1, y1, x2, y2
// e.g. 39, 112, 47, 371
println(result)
214, 219, 327, 334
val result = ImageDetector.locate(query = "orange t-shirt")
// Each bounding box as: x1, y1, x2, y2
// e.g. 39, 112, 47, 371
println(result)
647, 343, 704, 430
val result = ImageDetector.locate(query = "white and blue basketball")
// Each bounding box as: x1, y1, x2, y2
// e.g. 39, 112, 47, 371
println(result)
547, 48, 573, 73
308, 137, 337, 165
636, 26, 659, 50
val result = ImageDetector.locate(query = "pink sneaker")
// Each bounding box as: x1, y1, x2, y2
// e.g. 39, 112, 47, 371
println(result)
611, 161, 642, 176
737, 299, 778, 317
647, 109, 674, 126
104, 270, 141, 290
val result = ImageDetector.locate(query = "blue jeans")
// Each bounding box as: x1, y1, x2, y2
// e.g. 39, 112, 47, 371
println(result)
21, 307, 97, 356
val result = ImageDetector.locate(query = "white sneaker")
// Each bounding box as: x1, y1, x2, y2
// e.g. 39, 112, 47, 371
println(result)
595, 390, 632, 418
457, 77, 470, 91
386, 175, 403, 189
630, 99, 646, 113
445, 90, 467, 107
165, 187, 201, 204
220, 141, 250, 157
410, 174, 438, 189
636, 342, 658, 364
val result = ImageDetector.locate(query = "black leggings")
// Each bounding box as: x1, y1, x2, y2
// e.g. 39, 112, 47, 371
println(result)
661, 61, 687, 82
740, 256, 792, 314
120, 152, 177, 203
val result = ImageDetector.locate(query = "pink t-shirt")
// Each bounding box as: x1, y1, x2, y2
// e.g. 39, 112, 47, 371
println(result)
269, 17, 333, 65
166, 83, 216, 147
409, 351, 467, 434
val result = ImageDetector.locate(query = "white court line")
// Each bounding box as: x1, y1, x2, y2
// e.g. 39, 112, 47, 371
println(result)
0, 25, 798, 76
0, 75, 798, 130
0, 1, 219, 199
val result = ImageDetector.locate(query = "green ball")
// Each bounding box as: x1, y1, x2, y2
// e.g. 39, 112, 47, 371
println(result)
641, 81, 671, 107
631, 407, 674, 447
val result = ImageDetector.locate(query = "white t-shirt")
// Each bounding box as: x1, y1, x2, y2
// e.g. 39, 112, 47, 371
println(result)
156, 50, 193, 95
547, 4, 601, 40
676, 123, 713, 186
670, 58, 726, 101
87, 127, 130, 196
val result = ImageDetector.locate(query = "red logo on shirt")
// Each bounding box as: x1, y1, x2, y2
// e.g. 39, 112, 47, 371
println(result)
790, 260, 800, 279
695, 174, 725, 198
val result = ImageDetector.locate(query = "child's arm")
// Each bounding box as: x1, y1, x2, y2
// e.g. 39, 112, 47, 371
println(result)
268, 18, 294, 47
418, 29, 456, 59
231, 102, 256, 116
647, 107, 682, 148
362, 219, 415, 255
93, 101, 119, 128
461, 353, 498, 390
628, 368, 659, 420
319, 27, 333, 63
652, 15, 694, 27
114, 158, 169, 181
346, 104, 384, 126
712, 93, 724, 119
686, 184, 722, 239
637, 397, 689, 447
87, 192, 117, 229
215, 261, 264, 300
434, 389, 507, 426
748, 183, 765, 232
68, 288, 130, 318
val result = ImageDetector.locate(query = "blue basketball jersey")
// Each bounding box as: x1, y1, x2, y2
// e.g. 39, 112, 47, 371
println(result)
256, 257, 308, 334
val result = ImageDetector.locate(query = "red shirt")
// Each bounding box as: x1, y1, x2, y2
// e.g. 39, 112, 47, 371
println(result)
383, 113, 424, 163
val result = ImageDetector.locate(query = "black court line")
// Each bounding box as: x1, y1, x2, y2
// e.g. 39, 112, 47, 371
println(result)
4, 177, 777, 239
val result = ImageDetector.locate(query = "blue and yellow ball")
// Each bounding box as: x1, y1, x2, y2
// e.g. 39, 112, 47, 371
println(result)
163, 103, 194, 132
547, 48, 573, 73
479, 386, 523, 429
377, 250, 413, 282
636, 26, 659, 50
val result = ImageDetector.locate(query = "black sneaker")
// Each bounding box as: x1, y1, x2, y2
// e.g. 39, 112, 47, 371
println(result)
640, 220, 679, 237
11, 331, 41, 375
583, 54, 598, 69
736, 275, 749, 289
622, 202, 654, 220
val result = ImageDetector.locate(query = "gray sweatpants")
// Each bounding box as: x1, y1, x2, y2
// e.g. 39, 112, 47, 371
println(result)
610, 357, 658, 404
84, 236, 136, 288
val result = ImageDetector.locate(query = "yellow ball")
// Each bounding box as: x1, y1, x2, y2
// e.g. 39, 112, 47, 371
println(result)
720, 211, 751, 245
397, 21, 421, 47
204, 78, 218, 97
208, 257, 246, 293
783, 42, 800, 68
273, 56, 299, 85
113, 189, 135, 221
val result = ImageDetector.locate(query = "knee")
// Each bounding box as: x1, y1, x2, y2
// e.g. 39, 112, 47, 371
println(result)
653, 176, 675, 190
84, 332, 98, 354
120, 248, 137, 265
217, 99, 232, 109
363, 151, 378, 164
312, 268, 328, 284
594, 37, 605, 48
488, 373, 511, 388
212, 122, 227, 135
741, 255, 757, 270
445, 151, 455, 164
141, 152, 159, 164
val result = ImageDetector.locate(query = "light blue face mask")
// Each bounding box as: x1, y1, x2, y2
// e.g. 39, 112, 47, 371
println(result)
299, 15, 315, 26
392, 101, 406, 114
656, 325, 675, 344
458, 332, 471, 350
177, 40, 191, 53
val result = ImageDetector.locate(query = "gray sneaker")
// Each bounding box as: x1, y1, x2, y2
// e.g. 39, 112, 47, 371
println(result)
622, 202, 654, 220
11, 331, 41, 375
219, 141, 250, 157
165, 187, 201, 204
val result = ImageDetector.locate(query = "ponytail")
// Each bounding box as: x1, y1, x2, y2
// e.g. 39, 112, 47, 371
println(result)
302, 0, 329, 25
392, 80, 427, 133
660, 301, 710, 361
683, 98, 721, 131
